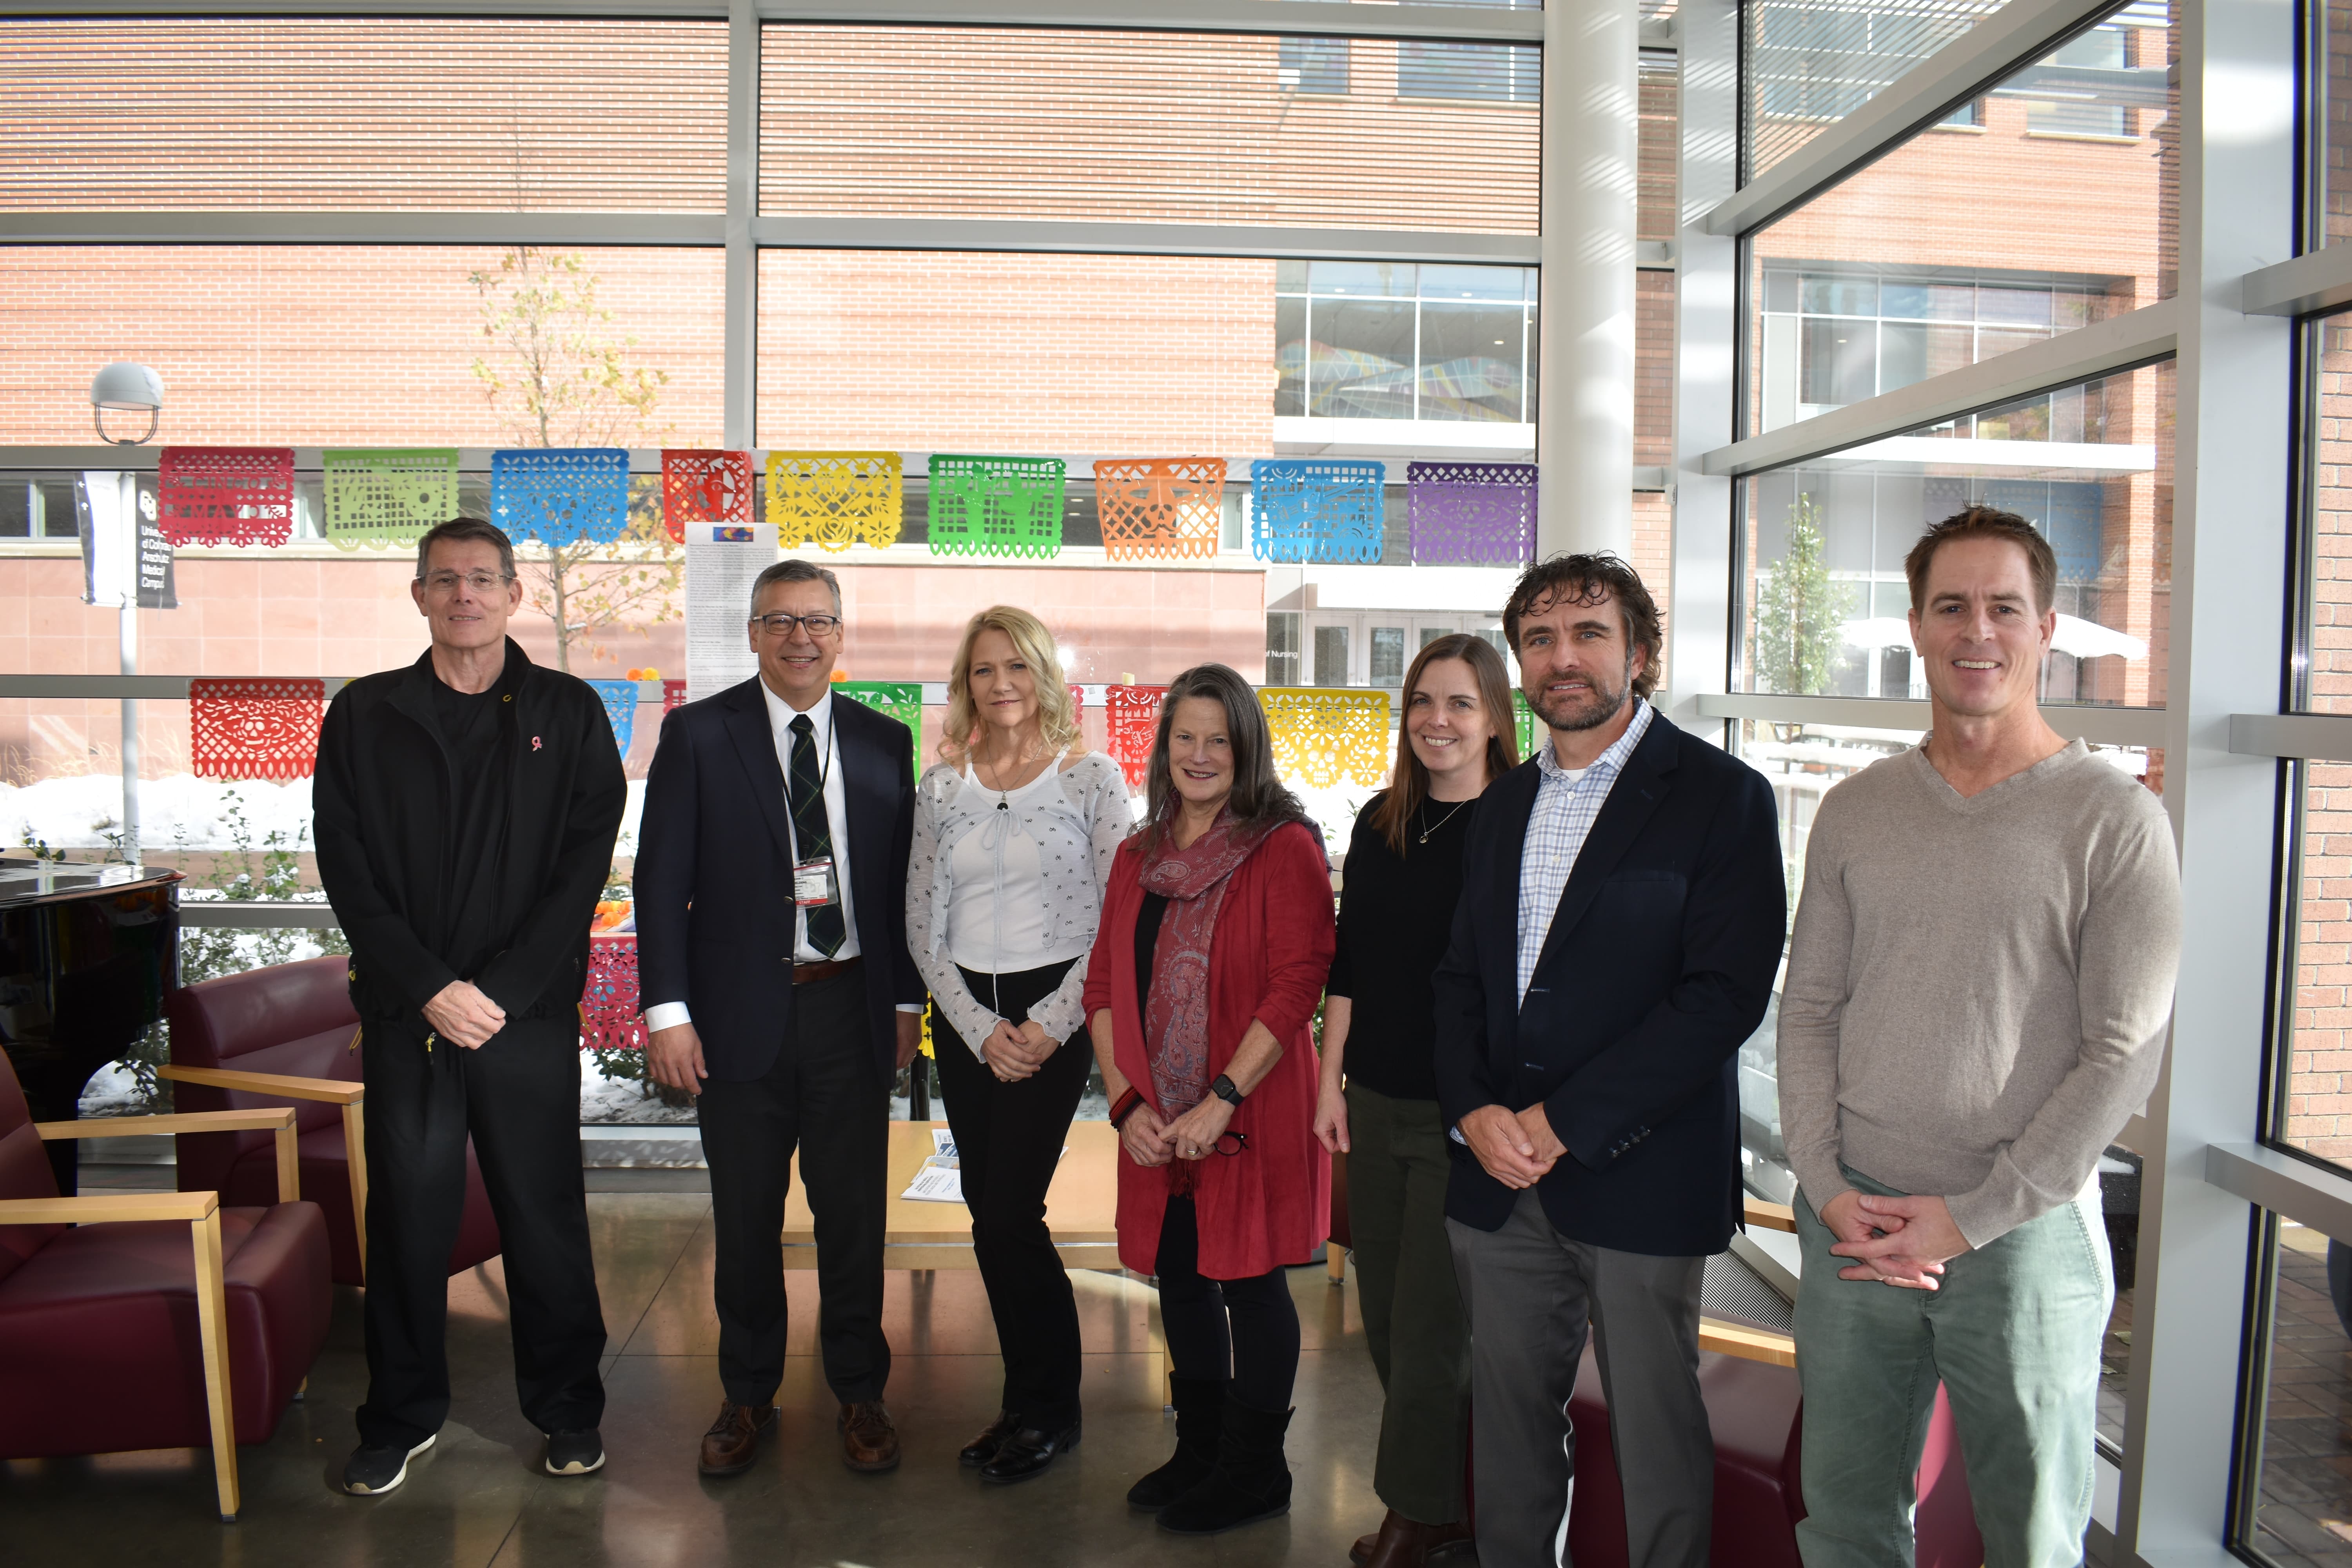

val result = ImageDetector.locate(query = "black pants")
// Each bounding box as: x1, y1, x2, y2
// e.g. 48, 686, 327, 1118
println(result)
931, 960, 1090, 1429
1155, 1195, 1301, 1412
356, 1013, 606, 1450
698, 964, 891, 1408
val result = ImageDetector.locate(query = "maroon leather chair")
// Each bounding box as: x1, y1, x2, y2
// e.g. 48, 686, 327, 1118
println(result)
164, 955, 500, 1286
0, 1047, 332, 1520
1563, 1344, 1985, 1567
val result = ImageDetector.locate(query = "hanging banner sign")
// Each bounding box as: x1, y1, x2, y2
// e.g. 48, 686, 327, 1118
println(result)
1104, 684, 1167, 789
661, 449, 753, 544
1258, 686, 1392, 789
190, 677, 326, 781
79, 471, 176, 609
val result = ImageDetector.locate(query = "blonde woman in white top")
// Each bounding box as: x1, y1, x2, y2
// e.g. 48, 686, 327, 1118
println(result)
905, 604, 1132, 1485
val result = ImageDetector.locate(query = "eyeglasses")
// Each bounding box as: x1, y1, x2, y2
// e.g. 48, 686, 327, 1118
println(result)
1210, 1131, 1248, 1156
751, 612, 843, 638
421, 571, 512, 595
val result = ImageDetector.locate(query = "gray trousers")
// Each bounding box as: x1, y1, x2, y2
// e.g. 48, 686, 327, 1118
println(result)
1448, 1190, 1713, 1568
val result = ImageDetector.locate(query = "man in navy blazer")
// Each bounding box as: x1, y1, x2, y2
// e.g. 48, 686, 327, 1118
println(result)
1433, 554, 1786, 1568
635, 558, 925, 1481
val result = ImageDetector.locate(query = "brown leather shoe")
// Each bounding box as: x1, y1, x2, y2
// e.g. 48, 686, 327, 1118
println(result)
1359, 1509, 1473, 1568
698, 1401, 777, 1477
839, 1400, 901, 1473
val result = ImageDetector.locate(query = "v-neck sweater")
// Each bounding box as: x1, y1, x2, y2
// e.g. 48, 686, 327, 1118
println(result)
1775, 739, 2181, 1247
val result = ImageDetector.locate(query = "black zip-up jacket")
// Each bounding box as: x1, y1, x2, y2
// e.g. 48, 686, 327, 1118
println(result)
313, 638, 627, 1028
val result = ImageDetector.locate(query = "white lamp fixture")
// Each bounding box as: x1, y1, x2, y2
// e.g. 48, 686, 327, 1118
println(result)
89, 362, 163, 445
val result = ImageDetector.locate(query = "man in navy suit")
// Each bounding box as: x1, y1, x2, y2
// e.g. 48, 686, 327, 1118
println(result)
1433, 554, 1786, 1568
635, 558, 925, 1479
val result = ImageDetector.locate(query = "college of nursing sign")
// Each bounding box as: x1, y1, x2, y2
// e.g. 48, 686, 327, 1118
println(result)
79, 470, 177, 610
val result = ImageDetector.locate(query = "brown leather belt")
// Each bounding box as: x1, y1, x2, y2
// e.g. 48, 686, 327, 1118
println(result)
792, 956, 861, 985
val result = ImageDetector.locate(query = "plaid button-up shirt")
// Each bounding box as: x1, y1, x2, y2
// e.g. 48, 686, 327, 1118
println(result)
1516, 700, 1655, 1004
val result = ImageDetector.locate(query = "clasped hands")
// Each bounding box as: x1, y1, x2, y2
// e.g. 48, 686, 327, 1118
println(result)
1457, 1102, 1568, 1189
1818, 1189, 1971, 1290
1119, 1094, 1235, 1168
423, 980, 505, 1050
982, 1018, 1056, 1083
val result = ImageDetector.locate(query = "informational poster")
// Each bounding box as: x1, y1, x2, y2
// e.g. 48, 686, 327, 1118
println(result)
684, 517, 775, 700
80, 470, 176, 609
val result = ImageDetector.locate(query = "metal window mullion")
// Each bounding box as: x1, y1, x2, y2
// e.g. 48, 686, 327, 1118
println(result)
1666, 0, 1737, 740
754, 0, 1546, 44
2242, 242, 2352, 316
2115, 0, 2298, 1552
743, 216, 1541, 265
725, 0, 759, 449
2227, 712, 2352, 758
1699, 298, 2181, 478
2, 0, 1544, 42
0, 212, 729, 247
2259, 757, 2304, 1154
2206, 1142, 2352, 1245
1705, 0, 2123, 238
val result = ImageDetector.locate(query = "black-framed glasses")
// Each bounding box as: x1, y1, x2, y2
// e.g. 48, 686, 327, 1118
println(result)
1211, 1130, 1247, 1156
751, 612, 842, 638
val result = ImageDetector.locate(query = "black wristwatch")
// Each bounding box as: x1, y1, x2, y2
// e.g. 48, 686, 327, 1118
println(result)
1210, 1073, 1245, 1107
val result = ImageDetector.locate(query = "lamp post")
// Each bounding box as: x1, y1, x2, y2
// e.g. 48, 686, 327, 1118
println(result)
89, 363, 163, 862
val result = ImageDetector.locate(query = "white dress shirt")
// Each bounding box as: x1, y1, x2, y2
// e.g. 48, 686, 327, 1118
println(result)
643, 684, 920, 1031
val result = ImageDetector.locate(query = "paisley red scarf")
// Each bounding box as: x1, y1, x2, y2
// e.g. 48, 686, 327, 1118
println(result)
1136, 804, 1281, 1120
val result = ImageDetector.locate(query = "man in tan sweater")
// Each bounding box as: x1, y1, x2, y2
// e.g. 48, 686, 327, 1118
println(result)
1777, 507, 2181, 1568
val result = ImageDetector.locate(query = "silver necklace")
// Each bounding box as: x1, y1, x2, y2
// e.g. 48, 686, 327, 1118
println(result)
1418, 796, 1474, 844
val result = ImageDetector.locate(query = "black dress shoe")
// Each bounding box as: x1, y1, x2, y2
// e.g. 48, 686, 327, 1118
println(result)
979, 1421, 1081, 1485
960, 1410, 1023, 1468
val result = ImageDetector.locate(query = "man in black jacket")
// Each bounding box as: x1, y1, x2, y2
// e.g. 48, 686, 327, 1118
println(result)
636, 558, 925, 1481
314, 517, 626, 1497
1433, 554, 1786, 1568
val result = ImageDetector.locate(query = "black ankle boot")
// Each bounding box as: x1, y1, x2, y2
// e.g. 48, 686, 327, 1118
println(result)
1125, 1376, 1226, 1512
1156, 1395, 1294, 1535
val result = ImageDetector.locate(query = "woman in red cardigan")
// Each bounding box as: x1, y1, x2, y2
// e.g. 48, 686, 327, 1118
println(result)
1082, 662, 1335, 1539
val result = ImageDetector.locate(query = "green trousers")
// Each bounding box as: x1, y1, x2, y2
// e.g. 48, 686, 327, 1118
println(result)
1346, 1082, 1470, 1525
1793, 1168, 2111, 1568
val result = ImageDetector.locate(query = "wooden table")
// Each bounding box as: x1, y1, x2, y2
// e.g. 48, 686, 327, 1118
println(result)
781, 1118, 1123, 1270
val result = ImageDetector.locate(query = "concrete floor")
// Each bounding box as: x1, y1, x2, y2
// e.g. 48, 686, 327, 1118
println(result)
1, 1188, 1396, 1568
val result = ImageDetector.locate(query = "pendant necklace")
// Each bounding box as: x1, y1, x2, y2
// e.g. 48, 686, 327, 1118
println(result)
1418, 797, 1473, 844
979, 753, 1012, 811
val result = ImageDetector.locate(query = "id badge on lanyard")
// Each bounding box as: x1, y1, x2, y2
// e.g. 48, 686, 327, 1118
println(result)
793, 857, 839, 909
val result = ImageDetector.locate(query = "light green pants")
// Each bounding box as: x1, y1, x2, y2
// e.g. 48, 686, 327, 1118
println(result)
1793, 1168, 2111, 1568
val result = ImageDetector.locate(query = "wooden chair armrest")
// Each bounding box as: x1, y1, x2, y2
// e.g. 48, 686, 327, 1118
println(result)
0, 1188, 245, 1517
35, 1109, 297, 1141
161, 1063, 365, 1105
1698, 1316, 1797, 1368
1743, 1197, 1797, 1233
35, 1109, 304, 1202
0, 1191, 219, 1224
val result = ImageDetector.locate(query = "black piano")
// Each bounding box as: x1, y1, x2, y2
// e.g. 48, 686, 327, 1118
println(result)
0, 856, 180, 1193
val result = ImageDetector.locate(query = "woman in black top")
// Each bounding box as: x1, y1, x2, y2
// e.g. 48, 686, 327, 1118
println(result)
1315, 633, 1519, 1568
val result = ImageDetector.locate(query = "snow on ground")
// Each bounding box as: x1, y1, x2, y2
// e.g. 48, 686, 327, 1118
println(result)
581, 1066, 700, 1124
77, 1062, 152, 1119
0, 774, 648, 854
